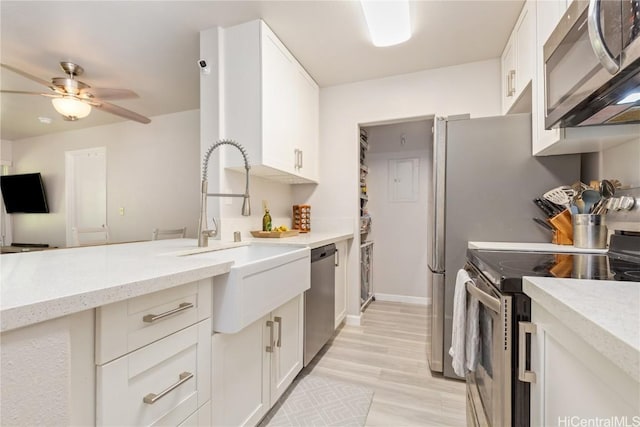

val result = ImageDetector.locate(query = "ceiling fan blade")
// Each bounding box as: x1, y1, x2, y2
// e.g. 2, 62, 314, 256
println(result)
92, 100, 151, 124
1, 63, 58, 91
1, 89, 60, 98
82, 87, 139, 100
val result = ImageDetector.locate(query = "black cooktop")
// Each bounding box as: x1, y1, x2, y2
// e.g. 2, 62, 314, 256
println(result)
466, 233, 640, 293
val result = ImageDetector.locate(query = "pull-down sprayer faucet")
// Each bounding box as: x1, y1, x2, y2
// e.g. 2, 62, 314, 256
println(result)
198, 140, 251, 247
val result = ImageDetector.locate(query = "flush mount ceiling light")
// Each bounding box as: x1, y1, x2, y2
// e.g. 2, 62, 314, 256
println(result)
360, 0, 411, 47
51, 96, 92, 120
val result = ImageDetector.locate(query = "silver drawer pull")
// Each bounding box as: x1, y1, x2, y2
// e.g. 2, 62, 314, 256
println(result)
143, 371, 193, 404
142, 302, 194, 323
274, 316, 282, 348
266, 320, 275, 353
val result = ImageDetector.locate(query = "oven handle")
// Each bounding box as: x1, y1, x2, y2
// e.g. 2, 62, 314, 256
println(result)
465, 280, 500, 314
518, 321, 537, 383
587, 0, 620, 74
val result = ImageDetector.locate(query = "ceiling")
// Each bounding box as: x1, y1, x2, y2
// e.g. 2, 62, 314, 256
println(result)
0, 0, 524, 141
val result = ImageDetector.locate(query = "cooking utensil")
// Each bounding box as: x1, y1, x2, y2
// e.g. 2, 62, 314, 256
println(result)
581, 189, 601, 214
543, 186, 573, 209
593, 179, 616, 215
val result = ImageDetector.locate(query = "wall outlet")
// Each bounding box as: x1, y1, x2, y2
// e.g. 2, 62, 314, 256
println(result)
119, 207, 125, 216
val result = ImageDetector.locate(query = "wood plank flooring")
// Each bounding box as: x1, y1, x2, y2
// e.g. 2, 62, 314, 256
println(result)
303, 300, 466, 426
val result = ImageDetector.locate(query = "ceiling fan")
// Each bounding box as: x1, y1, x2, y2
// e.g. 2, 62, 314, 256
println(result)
1, 61, 151, 124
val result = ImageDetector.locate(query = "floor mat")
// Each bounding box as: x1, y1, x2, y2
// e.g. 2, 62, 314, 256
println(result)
259, 374, 374, 427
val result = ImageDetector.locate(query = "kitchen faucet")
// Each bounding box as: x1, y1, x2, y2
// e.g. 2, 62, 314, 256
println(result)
198, 139, 251, 247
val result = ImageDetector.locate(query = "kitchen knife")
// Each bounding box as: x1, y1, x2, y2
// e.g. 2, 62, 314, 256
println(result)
540, 197, 564, 216
532, 217, 553, 232
533, 198, 555, 218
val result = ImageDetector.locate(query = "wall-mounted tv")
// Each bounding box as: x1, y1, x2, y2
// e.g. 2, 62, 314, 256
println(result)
0, 173, 50, 213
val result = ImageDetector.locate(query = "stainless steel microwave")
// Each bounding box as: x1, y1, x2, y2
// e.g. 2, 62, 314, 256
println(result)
544, 0, 640, 128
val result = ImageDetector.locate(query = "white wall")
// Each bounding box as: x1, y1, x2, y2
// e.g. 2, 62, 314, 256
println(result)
10, 110, 200, 247
294, 59, 502, 318
582, 138, 640, 188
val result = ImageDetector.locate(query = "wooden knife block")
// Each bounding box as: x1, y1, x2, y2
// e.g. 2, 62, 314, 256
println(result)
549, 210, 573, 245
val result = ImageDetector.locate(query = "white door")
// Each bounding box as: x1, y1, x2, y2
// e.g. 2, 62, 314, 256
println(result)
65, 147, 106, 246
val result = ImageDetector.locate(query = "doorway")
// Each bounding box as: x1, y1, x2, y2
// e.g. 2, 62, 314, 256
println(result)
360, 119, 432, 303
65, 147, 107, 247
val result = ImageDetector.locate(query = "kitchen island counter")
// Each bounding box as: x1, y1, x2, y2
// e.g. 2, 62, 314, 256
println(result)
0, 239, 235, 332
523, 276, 640, 380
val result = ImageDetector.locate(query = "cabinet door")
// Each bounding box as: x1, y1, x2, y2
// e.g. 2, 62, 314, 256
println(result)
262, 27, 297, 175
501, 35, 516, 115
212, 316, 270, 427
334, 240, 348, 328
515, 1, 533, 93
292, 67, 320, 182
530, 302, 640, 425
270, 294, 304, 404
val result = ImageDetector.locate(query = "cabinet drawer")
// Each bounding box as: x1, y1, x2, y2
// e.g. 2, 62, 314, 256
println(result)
96, 319, 211, 426
96, 279, 212, 364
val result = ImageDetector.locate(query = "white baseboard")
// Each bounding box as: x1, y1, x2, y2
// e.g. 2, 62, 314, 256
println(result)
374, 293, 428, 306
345, 314, 361, 326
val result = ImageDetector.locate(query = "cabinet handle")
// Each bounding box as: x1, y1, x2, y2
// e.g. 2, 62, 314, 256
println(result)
335, 248, 339, 267
299, 150, 303, 169
142, 371, 193, 404
507, 70, 516, 97
294, 149, 300, 169
274, 316, 282, 347
518, 321, 537, 383
142, 302, 194, 323
266, 320, 275, 353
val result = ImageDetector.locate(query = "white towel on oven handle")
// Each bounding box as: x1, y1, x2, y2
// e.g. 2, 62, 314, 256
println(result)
465, 293, 480, 372
449, 269, 470, 377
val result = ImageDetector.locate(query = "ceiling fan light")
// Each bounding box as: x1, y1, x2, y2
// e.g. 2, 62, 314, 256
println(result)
360, 0, 411, 47
51, 96, 91, 120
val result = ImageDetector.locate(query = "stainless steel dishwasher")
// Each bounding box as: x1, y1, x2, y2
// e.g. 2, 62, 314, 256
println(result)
303, 243, 336, 366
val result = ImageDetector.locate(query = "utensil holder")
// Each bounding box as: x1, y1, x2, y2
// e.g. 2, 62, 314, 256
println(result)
548, 210, 573, 245
292, 204, 311, 233
572, 214, 607, 249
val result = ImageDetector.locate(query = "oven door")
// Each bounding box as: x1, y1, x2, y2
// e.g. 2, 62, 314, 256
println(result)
465, 263, 512, 427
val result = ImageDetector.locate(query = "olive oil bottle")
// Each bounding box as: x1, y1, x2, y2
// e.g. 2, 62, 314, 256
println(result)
262, 200, 272, 231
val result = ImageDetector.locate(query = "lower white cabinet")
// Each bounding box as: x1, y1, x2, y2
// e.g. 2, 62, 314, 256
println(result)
97, 319, 211, 426
334, 240, 348, 328
212, 294, 304, 426
528, 301, 640, 425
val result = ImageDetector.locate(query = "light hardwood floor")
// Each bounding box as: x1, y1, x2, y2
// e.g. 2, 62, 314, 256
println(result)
304, 300, 467, 427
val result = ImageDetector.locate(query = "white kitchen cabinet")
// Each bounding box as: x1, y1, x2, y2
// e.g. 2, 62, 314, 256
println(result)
334, 240, 348, 328
212, 294, 304, 427
531, 0, 640, 156
527, 301, 640, 425
501, 0, 534, 115
223, 19, 319, 184
95, 280, 214, 427
96, 319, 211, 426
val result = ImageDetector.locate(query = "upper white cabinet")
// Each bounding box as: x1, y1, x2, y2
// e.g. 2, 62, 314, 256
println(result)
223, 20, 319, 184
531, 0, 640, 156
501, 0, 534, 115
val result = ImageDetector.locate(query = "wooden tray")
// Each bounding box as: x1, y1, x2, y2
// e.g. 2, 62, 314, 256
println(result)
250, 230, 300, 238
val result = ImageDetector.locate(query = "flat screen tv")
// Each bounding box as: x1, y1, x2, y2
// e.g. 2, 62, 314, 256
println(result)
0, 173, 50, 213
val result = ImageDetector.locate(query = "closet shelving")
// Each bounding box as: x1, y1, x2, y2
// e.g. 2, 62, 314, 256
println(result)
359, 128, 374, 310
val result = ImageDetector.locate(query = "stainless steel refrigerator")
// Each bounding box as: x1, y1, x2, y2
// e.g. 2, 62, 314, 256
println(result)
426, 113, 580, 379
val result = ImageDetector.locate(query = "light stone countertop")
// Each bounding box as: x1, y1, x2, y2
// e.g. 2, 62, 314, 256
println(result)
0, 239, 243, 332
245, 231, 354, 248
469, 241, 608, 253
523, 276, 640, 380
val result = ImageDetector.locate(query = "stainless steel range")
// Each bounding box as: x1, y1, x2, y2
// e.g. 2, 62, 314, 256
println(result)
464, 231, 640, 426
